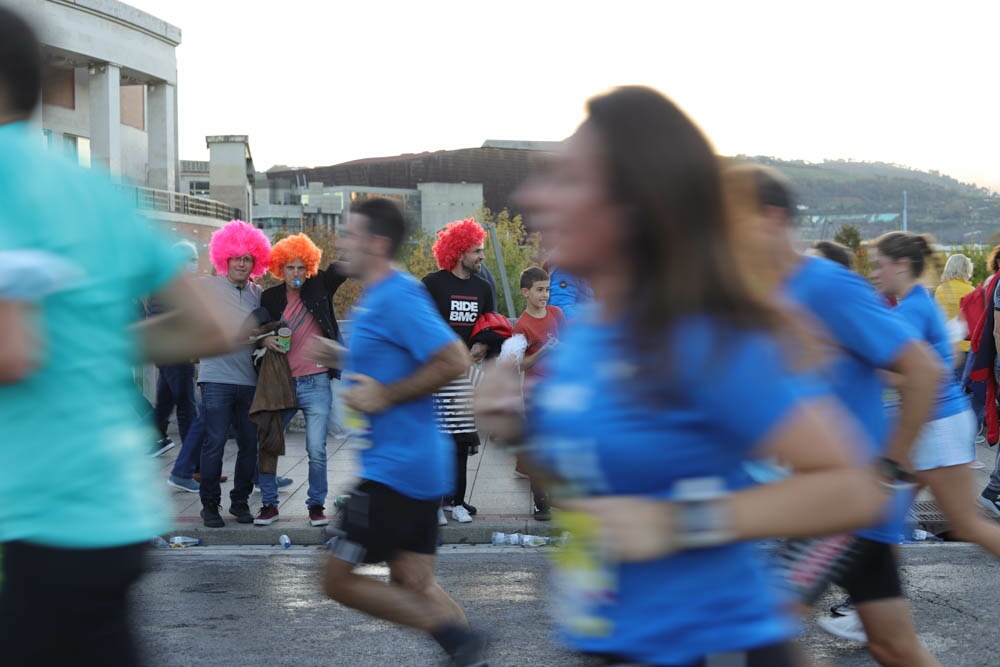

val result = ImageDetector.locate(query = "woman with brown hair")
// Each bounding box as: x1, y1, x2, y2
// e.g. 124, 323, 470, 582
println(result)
870, 231, 1000, 557
477, 86, 887, 666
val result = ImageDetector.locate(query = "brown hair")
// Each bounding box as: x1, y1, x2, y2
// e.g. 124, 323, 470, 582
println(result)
813, 241, 855, 270
988, 245, 1000, 274
584, 87, 780, 346
874, 231, 936, 279
519, 266, 549, 290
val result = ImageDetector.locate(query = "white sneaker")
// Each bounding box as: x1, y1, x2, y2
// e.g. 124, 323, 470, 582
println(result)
817, 610, 868, 644
451, 505, 473, 523
437, 508, 448, 526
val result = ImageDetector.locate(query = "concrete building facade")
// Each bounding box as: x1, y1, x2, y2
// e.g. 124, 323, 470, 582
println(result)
252, 171, 482, 237
11, 0, 182, 191
207, 135, 255, 222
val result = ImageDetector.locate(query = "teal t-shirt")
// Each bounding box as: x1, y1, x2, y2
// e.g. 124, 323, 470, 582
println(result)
0, 122, 183, 548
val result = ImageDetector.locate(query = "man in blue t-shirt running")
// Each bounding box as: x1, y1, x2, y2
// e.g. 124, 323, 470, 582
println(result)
320, 199, 488, 667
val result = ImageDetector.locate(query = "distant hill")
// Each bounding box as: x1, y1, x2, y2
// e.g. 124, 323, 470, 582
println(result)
745, 156, 1000, 243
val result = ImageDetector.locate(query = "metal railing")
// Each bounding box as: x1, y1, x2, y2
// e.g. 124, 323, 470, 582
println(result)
118, 185, 236, 222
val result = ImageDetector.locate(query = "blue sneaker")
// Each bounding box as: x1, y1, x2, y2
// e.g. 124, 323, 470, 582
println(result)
167, 475, 199, 493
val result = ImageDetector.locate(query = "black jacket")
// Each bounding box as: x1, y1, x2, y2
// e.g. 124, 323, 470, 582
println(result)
261, 263, 346, 378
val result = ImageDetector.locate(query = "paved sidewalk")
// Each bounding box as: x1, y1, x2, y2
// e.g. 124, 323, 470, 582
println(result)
153, 426, 556, 547
153, 422, 1000, 546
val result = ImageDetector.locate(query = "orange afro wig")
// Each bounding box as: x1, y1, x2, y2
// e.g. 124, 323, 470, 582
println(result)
432, 218, 486, 270
209, 220, 271, 279
268, 233, 323, 279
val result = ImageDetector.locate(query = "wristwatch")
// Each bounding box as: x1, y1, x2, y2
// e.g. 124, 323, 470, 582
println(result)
673, 496, 735, 550
875, 457, 916, 489
671, 478, 735, 551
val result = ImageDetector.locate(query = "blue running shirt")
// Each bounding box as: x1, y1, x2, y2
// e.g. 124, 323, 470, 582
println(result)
347, 270, 459, 500
530, 315, 825, 664
894, 285, 969, 420
783, 256, 917, 543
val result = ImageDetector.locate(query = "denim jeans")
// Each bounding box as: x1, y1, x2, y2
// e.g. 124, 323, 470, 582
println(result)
198, 382, 257, 506
170, 404, 205, 479
154, 363, 197, 443
259, 372, 330, 507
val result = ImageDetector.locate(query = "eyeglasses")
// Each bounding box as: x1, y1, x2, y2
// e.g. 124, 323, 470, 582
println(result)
230, 256, 254, 265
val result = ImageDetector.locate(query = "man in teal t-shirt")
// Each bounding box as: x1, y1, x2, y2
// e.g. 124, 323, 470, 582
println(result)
0, 9, 247, 666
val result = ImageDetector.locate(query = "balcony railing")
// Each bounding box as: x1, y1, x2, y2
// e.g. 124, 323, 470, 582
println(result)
118, 185, 237, 222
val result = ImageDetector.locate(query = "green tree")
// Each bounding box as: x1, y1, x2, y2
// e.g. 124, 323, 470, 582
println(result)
477, 207, 542, 317
833, 224, 862, 251
833, 224, 871, 275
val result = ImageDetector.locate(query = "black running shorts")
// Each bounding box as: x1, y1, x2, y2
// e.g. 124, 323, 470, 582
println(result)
833, 537, 903, 604
330, 480, 439, 565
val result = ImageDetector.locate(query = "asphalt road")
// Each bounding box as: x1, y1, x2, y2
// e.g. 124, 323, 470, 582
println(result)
134, 543, 998, 667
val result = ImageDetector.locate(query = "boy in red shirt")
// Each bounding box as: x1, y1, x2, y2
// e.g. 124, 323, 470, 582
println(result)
512, 267, 565, 520
514, 267, 566, 379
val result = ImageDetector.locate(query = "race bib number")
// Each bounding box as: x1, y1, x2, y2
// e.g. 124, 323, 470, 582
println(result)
550, 510, 617, 637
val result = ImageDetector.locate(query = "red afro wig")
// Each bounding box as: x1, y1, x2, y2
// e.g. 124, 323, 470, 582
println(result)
209, 220, 271, 279
432, 218, 486, 270
268, 233, 323, 278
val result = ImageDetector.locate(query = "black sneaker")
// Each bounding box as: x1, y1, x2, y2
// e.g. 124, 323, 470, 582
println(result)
830, 596, 854, 616
979, 488, 1000, 517
149, 437, 175, 458
201, 502, 225, 528
450, 630, 488, 667
229, 502, 254, 524
533, 506, 552, 522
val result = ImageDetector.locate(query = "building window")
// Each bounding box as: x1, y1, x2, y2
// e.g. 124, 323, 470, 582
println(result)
63, 134, 90, 168
120, 85, 145, 130
42, 68, 75, 109
189, 181, 210, 198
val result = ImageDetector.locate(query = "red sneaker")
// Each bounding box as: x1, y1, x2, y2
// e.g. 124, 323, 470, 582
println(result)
308, 505, 329, 527
254, 504, 279, 526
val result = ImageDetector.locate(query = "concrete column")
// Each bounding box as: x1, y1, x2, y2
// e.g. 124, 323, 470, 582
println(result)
89, 63, 121, 177
147, 82, 176, 191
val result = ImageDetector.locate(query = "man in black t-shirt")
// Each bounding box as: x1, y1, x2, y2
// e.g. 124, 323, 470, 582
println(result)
422, 219, 494, 524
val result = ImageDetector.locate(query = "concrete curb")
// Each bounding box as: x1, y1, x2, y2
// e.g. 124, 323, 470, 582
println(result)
163, 516, 563, 547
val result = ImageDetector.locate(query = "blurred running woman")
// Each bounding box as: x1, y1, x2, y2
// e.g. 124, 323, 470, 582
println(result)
870, 232, 1000, 559
479, 86, 888, 667
725, 164, 942, 667
0, 8, 246, 665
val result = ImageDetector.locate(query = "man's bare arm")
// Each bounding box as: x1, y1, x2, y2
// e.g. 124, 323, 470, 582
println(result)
883, 340, 941, 466
345, 341, 471, 413
135, 274, 250, 365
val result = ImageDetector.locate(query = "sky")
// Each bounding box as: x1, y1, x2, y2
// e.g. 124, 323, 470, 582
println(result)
130, 0, 1000, 191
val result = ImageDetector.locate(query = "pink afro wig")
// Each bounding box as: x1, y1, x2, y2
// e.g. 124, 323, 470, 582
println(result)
432, 218, 486, 270
209, 220, 271, 279
268, 233, 322, 278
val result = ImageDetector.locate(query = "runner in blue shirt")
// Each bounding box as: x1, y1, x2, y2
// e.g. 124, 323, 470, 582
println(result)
723, 165, 950, 666
870, 232, 1000, 561
320, 198, 488, 667
479, 86, 888, 667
